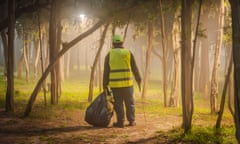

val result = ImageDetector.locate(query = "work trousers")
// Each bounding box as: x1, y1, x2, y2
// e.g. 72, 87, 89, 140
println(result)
111, 86, 135, 124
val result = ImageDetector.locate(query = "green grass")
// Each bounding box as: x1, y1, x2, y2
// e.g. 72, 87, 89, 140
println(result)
162, 125, 236, 144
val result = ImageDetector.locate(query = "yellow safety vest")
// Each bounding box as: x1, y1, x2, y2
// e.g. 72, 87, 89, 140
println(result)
109, 48, 133, 88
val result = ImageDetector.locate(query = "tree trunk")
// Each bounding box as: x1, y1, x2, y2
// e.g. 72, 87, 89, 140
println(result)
98, 55, 102, 92
216, 53, 232, 128
228, 70, 234, 116
34, 40, 40, 78
169, 12, 181, 107
141, 22, 153, 98
123, 22, 129, 41
56, 13, 62, 98
88, 24, 109, 102
192, 0, 202, 94
23, 32, 30, 82
17, 52, 24, 79
1, 30, 8, 76
65, 51, 70, 79
229, 0, 240, 142
181, 0, 194, 133
199, 2, 210, 97
5, 0, 15, 112
49, 0, 59, 104
210, 0, 224, 114
159, 0, 168, 107
200, 34, 210, 98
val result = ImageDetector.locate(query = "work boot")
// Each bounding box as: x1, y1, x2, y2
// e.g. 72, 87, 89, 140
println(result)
128, 121, 136, 126
113, 122, 124, 128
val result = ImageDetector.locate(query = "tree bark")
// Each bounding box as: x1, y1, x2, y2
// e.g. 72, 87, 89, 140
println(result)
159, 0, 168, 107
210, 0, 224, 114
34, 39, 40, 78
49, 0, 58, 104
88, 24, 109, 102
192, 0, 202, 94
1, 30, 8, 76
169, 12, 181, 107
216, 53, 232, 129
229, 0, 240, 142
141, 22, 153, 98
23, 32, 30, 82
181, 0, 194, 133
17, 52, 24, 79
228, 71, 234, 116
5, 0, 15, 112
123, 22, 129, 41
56, 11, 62, 98
65, 51, 70, 79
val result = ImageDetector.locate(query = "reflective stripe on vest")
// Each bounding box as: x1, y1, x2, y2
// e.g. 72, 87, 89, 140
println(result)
109, 48, 133, 88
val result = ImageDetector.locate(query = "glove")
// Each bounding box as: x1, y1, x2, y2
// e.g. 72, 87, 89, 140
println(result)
137, 81, 141, 92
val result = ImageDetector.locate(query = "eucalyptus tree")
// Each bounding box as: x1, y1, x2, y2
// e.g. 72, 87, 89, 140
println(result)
210, 0, 225, 114
181, 0, 194, 133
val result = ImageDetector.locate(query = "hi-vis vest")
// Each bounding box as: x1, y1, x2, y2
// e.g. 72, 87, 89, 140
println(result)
109, 48, 133, 88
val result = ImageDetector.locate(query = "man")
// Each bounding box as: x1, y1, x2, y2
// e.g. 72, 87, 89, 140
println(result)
103, 35, 141, 128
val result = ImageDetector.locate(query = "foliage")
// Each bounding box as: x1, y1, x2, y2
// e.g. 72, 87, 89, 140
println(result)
163, 126, 236, 144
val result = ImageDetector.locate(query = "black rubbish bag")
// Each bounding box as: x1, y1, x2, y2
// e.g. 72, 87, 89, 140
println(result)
85, 91, 113, 127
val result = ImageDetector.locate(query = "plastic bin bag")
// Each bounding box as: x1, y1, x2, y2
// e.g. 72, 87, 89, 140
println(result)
85, 91, 113, 127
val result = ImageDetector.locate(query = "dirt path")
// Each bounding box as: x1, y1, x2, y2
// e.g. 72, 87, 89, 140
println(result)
0, 109, 182, 144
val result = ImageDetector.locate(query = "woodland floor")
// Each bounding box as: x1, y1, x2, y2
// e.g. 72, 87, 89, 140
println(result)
0, 108, 183, 144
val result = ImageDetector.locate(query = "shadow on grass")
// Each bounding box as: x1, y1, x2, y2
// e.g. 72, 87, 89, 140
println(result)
128, 127, 234, 144
0, 125, 107, 136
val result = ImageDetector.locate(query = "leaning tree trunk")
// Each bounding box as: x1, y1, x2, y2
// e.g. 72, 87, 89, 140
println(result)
159, 0, 168, 107
181, 0, 194, 133
88, 24, 109, 102
229, 0, 240, 142
24, 20, 105, 116
5, 0, 15, 112
141, 22, 153, 98
210, 0, 224, 114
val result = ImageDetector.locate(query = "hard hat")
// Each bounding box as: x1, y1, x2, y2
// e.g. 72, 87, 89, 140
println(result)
112, 35, 123, 43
